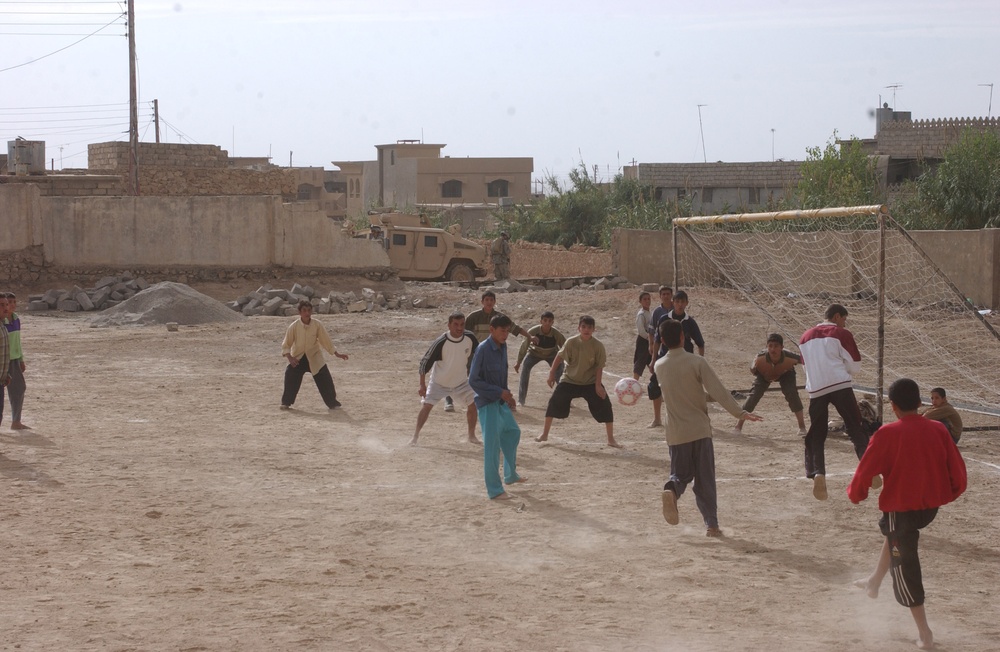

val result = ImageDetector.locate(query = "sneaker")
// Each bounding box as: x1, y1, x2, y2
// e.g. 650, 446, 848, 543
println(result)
517, 401, 526, 407
661, 489, 679, 525
444, 398, 455, 413
706, 527, 723, 538
798, 428, 808, 437
871, 474, 882, 490
812, 474, 828, 501
329, 399, 342, 409
280, 404, 291, 410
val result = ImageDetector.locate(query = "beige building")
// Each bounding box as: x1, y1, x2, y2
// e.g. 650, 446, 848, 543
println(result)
333, 141, 533, 218
627, 161, 803, 213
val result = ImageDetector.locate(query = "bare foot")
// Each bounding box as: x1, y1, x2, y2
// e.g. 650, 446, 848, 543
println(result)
706, 527, 723, 537
606, 439, 623, 449
11, 422, 30, 430
853, 578, 879, 599
534, 434, 548, 443
647, 420, 662, 428
466, 436, 482, 445
917, 633, 934, 649
491, 492, 513, 500
510, 476, 528, 483
812, 475, 828, 501
408, 436, 419, 446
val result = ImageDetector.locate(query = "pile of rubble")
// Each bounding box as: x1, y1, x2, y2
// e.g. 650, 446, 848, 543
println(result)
27, 274, 151, 312
227, 283, 433, 316
90, 282, 245, 327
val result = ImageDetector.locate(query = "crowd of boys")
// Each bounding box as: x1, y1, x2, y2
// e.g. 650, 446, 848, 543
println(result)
274, 284, 968, 649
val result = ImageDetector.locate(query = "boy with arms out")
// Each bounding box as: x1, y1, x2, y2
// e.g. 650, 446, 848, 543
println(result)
535, 315, 620, 448
410, 312, 480, 446
733, 333, 806, 436
655, 319, 761, 536
468, 314, 525, 500
848, 378, 966, 650
514, 311, 566, 407
280, 300, 349, 410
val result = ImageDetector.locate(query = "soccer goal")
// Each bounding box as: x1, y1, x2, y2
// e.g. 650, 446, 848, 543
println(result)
672, 204, 1000, 425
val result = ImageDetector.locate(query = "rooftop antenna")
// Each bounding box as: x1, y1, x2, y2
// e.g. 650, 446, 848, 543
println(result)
885, 83, 903, 109
697, 104, 707, 163
979, 83, 994, 118
770, 128, 775, 162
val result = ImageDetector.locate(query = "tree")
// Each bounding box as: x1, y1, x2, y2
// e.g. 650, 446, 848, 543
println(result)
908, 129, 1000, 229
797, 132, 881, 209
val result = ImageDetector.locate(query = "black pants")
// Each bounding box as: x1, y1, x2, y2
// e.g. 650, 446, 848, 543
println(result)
544, 382, 614, 423
282, 356, 338, 408
880, 508, 939, 607
804, 387, 867, 477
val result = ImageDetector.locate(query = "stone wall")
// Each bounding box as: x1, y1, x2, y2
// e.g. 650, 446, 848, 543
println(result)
138, 167, 298, 197
88, 142, 229, 171
1, 173, 125, 197
876, 117, 1000, 159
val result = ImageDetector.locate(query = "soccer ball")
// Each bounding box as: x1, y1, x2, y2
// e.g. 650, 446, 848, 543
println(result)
614, 377, 644, 406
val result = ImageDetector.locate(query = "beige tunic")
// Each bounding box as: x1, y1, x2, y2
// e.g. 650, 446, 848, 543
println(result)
281, 318, 337, 376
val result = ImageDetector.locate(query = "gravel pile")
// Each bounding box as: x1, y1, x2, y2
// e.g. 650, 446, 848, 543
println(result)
90, 282, 245, 327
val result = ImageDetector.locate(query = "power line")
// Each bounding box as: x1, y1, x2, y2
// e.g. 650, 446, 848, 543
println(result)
0, 12, 123, 73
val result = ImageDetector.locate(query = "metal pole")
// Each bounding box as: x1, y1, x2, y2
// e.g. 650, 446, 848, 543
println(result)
697, 105, 707, 163
876, 213, 886, 421
153, 99, 160, 144
127, 0, 139, 195
672, 223, 679, 290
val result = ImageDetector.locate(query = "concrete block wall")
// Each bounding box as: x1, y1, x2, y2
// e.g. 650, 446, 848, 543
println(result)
876, 117, 1000, 159
138, 167, 298, 197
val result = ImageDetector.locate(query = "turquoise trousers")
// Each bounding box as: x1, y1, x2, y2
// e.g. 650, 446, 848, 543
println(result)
477, 401, 522, 498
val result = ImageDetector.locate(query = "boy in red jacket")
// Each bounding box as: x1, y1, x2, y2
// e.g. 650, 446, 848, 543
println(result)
848, 378, 967, 650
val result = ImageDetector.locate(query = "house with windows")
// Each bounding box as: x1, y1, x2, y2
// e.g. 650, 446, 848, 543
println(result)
333, 140, 533, 218
627, 161, 803, 213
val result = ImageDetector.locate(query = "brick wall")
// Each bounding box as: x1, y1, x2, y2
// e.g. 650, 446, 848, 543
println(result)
0, 174, 125, 197
876, 117, 1000, 158
138, 167, 299, 197
638, 161, 803, 189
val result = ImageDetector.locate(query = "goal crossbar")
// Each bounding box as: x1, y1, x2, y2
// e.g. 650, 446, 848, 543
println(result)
672, 204, 888, 227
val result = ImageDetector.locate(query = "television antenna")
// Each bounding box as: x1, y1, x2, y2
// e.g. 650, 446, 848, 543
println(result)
885, 83, 903, 109
979, 83, 994, 118
697, 104, 707, 163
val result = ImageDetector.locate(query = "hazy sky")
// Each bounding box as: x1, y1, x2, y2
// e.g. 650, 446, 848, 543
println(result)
3, 0, 998, 184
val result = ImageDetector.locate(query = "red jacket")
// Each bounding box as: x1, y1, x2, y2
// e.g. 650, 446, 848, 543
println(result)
848, 414, 966, 511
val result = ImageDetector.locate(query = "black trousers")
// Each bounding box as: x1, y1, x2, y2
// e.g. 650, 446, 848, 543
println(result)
282, 356, 338, 408
880, 508, 939, 607
804, 387, 867, 477
544, 381, 614, 423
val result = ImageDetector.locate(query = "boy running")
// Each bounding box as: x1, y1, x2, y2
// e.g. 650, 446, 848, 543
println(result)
632, 291, 652, 380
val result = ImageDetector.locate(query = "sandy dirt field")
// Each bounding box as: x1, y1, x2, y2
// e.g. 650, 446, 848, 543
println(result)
2, 280, 998, 652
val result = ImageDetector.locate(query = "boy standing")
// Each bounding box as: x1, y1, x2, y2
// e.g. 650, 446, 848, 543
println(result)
468, 314, 525, 500
733, 333, 806, 436
848, 378, 966, 651
410, 312, 480, 446
514, 311, 566, 407
280, 300, 349, 410
535, 315, 620, 448
645, 286, 673, 428
3, 292, 28, 429
0, 294, 9, 425
666, 290, 705, 356
632, 292, 653, 380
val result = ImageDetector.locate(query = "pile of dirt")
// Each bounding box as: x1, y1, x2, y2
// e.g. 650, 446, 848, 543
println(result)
89, 281, 246, 327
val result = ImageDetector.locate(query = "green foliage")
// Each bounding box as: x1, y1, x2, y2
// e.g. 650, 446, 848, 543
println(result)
902, 129, 1000, 229
797, 132, 882, 209
492, 163, 686, 249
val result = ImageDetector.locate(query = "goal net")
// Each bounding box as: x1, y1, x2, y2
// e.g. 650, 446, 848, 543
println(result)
672, 205, 1000, 427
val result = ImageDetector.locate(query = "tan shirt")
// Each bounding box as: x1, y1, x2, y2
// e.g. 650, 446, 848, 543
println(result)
281, 318, 337, 376
654, 347, 747, 446
558, 335, 606, 385
922, 403, 963, 443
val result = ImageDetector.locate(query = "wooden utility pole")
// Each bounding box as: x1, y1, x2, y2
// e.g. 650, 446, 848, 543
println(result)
153, 99, 160, 143
127, 0, 139, 195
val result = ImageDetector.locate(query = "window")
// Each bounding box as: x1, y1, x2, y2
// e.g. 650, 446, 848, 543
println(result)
748, 187, 760, 204
390, 150, 395, 165
487, 179, 509, 197
701, 187, 714, 203
423, 235, 439, 248
296, 184, 314, 200
676, 188, 686, 201
442, 179, 462, 198
654, 187, 666, 201
392, 233, 407, 246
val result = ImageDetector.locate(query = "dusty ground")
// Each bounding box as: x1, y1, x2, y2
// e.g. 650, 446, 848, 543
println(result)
2, 279, 998, 651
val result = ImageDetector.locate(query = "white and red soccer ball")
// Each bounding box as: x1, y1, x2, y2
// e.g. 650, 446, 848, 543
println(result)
614, 377, 643, 406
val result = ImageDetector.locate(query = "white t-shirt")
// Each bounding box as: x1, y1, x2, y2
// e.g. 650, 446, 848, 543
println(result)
430, 335, 476, 388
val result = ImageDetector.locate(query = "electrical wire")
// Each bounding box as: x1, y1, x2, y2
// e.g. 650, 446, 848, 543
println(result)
0, 11, 123, 73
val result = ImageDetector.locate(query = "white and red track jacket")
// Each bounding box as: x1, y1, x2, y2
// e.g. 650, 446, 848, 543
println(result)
799, 321, 862, 398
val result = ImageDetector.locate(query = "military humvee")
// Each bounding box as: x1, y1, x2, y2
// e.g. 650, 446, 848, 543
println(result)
362, 211, 488, 282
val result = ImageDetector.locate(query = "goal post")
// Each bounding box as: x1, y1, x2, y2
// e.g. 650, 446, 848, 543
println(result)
671, 205, 1000, 426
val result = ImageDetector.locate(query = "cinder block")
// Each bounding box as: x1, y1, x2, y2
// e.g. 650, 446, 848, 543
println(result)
57, 300, 80, 312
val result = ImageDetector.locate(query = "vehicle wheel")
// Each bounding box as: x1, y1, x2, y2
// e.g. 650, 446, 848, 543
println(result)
446, 263, 475, 283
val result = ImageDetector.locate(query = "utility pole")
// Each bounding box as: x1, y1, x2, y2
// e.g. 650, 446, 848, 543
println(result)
153, 99, 160, 143
771, 128, 775, 161
127, 0, 139, 195
697, 104, 707, 163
